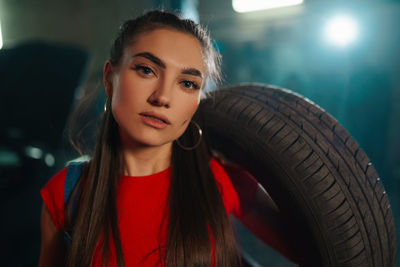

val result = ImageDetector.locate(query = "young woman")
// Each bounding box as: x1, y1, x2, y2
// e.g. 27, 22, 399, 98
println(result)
39, 10, 298, 267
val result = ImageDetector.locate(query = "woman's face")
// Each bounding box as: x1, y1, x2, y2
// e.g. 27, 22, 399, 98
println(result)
104, 28, 206, 149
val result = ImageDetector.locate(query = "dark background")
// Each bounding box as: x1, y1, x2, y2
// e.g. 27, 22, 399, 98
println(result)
0, 0, 399, 266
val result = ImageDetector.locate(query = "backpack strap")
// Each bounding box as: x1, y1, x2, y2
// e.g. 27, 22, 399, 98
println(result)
63, 161, 86, 244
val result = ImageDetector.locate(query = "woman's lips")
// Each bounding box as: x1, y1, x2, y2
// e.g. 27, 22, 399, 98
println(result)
139, 112, 170, 129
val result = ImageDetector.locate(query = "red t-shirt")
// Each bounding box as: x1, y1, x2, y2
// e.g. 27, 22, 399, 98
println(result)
41, 158, 256, 266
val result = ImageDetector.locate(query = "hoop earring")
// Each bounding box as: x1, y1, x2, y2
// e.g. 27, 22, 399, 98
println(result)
176, 121, 203, 151
104, 97, 110, 113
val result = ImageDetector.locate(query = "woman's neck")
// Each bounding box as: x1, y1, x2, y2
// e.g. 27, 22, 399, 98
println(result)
121, 142, 172, 177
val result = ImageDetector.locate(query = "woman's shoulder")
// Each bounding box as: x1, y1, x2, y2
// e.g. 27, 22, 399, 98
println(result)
209, 157, 259, 218
209, 157, 235, 191
43, 160, 88, 193
42, 167, 69, 194
209, 157, 226, 177
41, 161, 88, 203
209, 157, 240, 213
40, 167, 69, 230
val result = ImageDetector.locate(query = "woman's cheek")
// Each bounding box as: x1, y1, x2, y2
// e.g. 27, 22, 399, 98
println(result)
190, 97, 201, 115
111, 104, 123, 130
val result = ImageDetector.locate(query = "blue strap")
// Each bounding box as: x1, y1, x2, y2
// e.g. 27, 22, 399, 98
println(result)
64, 161, 85, 203
63, 161, 86, 244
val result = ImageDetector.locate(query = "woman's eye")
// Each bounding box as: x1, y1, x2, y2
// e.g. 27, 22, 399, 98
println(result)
182, 80, 200, 90
133, 65, 154, 76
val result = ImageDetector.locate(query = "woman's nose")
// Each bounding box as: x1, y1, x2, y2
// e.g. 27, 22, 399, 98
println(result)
147, 78, 172, 108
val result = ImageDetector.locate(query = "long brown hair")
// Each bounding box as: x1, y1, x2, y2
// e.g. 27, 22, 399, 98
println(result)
66, 10, 241, 267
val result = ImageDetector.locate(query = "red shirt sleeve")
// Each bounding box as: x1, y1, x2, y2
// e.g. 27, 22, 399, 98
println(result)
210, 158, 258, 219
40, 168, 68, 231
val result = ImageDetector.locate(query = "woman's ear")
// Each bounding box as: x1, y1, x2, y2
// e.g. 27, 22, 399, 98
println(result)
103, 60, 114, 97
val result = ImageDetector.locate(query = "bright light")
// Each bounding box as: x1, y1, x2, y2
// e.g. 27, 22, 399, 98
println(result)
45, 153, 55, 167
233, 0, 303, 13
25, 146, 43, 159
324, 15, 358, 47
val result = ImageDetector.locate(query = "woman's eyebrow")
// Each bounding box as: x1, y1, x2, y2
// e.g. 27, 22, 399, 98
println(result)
132, 52, 166, 68
182, 68, 203, 79
132, 51, 203, 78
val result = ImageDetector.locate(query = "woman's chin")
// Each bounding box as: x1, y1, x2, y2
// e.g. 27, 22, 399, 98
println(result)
121, 136, 174, 150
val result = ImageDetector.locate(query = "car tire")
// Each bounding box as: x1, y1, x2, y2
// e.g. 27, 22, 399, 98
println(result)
199, 84, 397, 267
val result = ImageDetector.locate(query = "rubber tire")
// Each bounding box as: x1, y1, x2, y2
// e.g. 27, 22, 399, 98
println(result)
199, 84, 396, 267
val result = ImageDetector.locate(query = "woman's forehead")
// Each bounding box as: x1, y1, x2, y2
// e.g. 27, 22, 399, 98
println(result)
124, 28, 206, 73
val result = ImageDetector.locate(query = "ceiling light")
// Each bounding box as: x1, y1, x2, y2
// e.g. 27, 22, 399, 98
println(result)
233, 0, 303, 13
